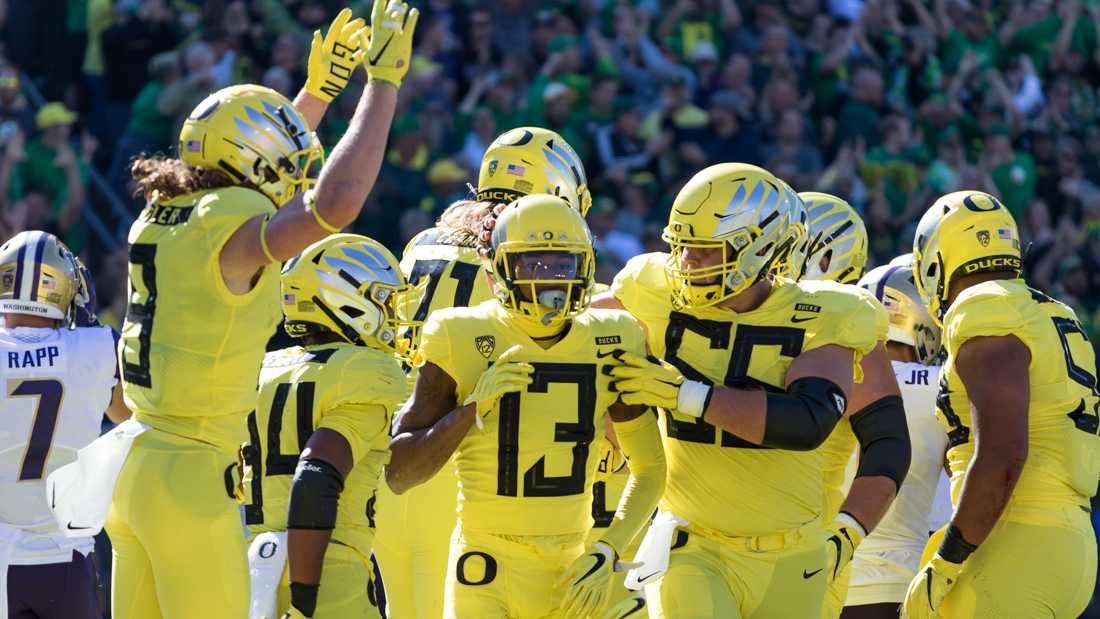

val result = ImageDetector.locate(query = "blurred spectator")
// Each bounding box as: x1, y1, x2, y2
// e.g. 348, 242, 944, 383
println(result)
100, 0, 182, 149
763, 109, 822, 191
595, 98, 659, 184
2, 104, 91, 252
837, 64, 885, 147
109, 51, 182, 201
589, 196, 643, 269
676, 89, 761, 172
157, 42, 218, 146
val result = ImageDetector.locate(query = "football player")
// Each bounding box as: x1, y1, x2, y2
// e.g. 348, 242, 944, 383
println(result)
841, 258, 947, 618
243, 235, 412, 619
594, 163, 885, 618
0, 232, 129, 619
786, 193, 911, 619
373, 127, 592, 619
902, 191, 1099, 618
385, 195, 665, 619
108, 4, 418, 617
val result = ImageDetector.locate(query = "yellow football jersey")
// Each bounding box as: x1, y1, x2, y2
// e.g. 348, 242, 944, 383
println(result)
611, 253, 883, 536
938, 279, 1100, 519
418, 300, 647, 537
400, 227, 493, 347
244, 343, 407, 557
120, 187, 281, 453
821, 290, 889, 521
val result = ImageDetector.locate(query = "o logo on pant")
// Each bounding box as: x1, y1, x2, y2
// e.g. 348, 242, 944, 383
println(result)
456, 551, 497, 586
258, 541, 278, 559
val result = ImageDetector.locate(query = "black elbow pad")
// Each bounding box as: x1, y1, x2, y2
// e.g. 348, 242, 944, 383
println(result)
761, 377, 847, 451
850, 395, 911, 490
287, 458, 344, 530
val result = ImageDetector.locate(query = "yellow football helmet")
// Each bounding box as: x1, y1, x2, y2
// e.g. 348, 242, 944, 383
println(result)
0, 231, 83, 323
476, 127, 591, 216
771, 181, 808, 280
486, 194, 595, 326
179, 84, 323, 207
798, 192, 868, 284
281, 234, 418, 358
912, 190, 1021, 325
663, 163, 800, 309
858, 260, 941, 365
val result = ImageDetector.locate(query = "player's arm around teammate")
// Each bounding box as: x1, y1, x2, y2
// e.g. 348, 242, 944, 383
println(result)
220, 0, 419, 291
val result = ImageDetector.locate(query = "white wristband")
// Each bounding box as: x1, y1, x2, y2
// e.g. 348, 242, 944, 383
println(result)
676, 380, 712, 419
835, 511, 867, 539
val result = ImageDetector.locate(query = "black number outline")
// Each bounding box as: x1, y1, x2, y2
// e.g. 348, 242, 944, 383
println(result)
123, 243, 157, 387
663, 312, 804, 448
496, 363, 597, 497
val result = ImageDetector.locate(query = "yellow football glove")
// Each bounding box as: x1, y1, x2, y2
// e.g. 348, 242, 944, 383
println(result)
598, 593, 646, 619
824, 511, 866, 584
902, 553, 963, 618
608, 352, 711, 417
362, 0, 420, 88
559, 542, 617, 619
463, 345, 533, 429
304, 8, 368, 102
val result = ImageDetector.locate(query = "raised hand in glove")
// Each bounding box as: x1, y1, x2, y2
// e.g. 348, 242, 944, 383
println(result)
608, 352, 711, 417
902, 553, 963, 618
824, 512, 866, 583
305, 8, 368, 102
559, 542, 617, 619
362, 0, 420, 88
463, 345, 533, 429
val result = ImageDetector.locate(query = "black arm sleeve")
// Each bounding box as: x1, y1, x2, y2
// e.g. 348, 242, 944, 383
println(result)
850, 395, 911, 491
761, 377, 847, 451
287, 457, 344, 530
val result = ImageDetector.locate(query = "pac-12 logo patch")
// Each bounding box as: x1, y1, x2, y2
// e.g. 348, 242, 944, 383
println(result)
976, 230, 990, 247
476, 335, 496, 358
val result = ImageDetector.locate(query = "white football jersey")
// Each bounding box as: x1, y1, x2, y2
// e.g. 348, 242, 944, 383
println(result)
846, 361, 949, 592
0, 326, 116, 564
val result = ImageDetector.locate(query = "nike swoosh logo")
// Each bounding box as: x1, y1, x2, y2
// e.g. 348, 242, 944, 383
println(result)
67, 523, 92, 531
618, 597, 646, 617
596, 350, 619, 359
803, 568, 823, 579
634, 569, 661, 583
791, 315, 817, 323
575, 552, 607, 584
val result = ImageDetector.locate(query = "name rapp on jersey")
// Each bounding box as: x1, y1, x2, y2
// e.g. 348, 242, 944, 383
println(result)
7, 345, 64, 370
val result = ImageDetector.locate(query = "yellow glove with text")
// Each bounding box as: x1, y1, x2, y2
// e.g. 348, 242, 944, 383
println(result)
304, 8, 367, 102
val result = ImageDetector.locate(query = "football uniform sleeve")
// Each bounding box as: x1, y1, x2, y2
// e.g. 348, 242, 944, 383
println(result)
610, 253, 671, 355
942, 284, 1023, 354
319, 353, 407, 464
808, 286, 887, 383
414, 311, 460, 392
195, 187, 278, 303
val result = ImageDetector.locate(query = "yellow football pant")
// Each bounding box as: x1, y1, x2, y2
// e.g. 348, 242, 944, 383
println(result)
106, 429, 248, 619
270, 543, 381, 619
927, 507, 1096, 618
373, 461, 457, 618
649, 523, 827, 619
444, 527, 586, 619
821, 561, 851, 619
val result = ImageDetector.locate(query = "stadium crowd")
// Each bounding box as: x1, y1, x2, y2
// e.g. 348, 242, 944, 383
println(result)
1, 0, 1100, 346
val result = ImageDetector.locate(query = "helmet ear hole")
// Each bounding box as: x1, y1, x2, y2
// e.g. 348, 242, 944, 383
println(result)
341, 306, 364, 319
